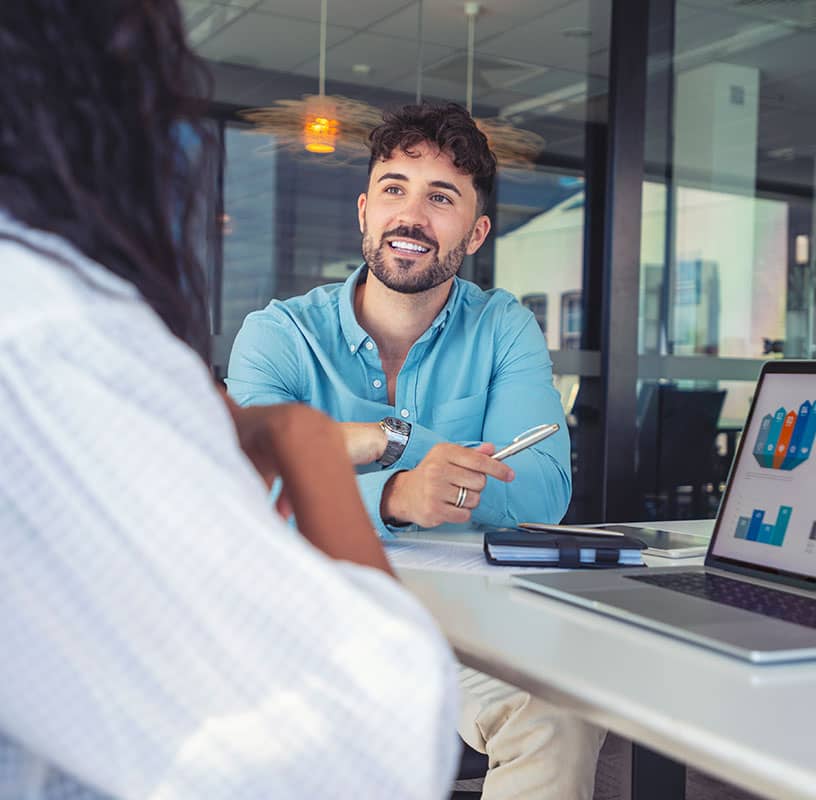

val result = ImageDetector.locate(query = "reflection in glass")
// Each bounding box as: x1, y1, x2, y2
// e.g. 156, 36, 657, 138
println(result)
640, 184, 789, 359
184, 0, 609, 522
495, 174, 585, 349
220, 125, 277, 351
634, 1, 816, 518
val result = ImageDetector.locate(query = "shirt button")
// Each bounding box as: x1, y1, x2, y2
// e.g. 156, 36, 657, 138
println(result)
349, 344, 356, 353
365, 341, 374, 351
400, 409, 410, 419
373, 379, 382, 388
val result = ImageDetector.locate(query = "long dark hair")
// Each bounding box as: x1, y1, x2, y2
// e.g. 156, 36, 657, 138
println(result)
0, 1, 215, 359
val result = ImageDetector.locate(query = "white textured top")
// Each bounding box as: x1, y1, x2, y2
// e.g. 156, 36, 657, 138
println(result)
0, 215, 459, 800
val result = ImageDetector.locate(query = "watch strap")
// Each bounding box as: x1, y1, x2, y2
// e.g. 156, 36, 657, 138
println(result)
377, 417, 411, 467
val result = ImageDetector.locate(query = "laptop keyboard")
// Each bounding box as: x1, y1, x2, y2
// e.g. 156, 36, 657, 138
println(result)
626, 572, 816, 630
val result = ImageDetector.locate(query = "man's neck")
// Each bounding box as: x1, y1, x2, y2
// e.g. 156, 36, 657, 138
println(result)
354, 269, 453, 363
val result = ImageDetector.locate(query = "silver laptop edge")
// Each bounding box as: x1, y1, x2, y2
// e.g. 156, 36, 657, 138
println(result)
516, 570, 816, 664
513, 361, 816, 664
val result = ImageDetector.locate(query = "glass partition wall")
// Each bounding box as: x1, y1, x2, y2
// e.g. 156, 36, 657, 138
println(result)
184, 0, 816, 523
636, 0, 816, 520
186, 0, 612, 522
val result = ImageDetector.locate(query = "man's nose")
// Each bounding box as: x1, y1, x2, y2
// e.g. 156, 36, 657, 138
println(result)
395, 195, 430, 228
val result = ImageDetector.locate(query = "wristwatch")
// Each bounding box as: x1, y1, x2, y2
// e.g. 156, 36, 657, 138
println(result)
377, 416, 411, 467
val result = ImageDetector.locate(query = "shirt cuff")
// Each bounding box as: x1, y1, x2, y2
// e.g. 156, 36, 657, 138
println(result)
396, 421, 446, 469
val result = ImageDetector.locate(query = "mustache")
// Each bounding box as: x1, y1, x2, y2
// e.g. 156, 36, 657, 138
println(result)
381, 225, 438, 250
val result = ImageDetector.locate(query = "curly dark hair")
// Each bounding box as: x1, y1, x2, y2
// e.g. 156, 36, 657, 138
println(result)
0, 1, 215, 360
367, 103, 497, 215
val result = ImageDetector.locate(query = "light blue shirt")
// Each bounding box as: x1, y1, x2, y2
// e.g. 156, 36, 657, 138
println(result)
227, 266, 571, 536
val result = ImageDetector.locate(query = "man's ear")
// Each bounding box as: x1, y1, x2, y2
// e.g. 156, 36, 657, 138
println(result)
357, 193, 367, 234
466, 214, 492, 256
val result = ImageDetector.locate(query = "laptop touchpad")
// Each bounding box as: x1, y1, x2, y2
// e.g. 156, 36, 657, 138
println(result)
580, 588, 742, 626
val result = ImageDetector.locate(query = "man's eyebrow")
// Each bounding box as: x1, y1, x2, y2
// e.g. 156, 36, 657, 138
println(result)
375, 173, 463, 198
430, 180, 461, 197
376, 172, 408, 183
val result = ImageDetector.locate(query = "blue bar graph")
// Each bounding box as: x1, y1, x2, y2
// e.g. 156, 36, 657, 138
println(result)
734, 505, 792, 547
746, 509, 764, 541
757, 523, 774, 544
771, 506, 792, 546
735, 516, 751, 540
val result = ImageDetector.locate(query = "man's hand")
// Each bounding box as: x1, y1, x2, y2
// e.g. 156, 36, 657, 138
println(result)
340, 422, 388, 466
380, 442, 515, 528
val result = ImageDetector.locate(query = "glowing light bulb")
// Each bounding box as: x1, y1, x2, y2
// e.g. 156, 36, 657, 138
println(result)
304, 113, 339, 153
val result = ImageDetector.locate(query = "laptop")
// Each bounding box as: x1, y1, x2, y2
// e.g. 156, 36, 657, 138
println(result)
514, 360, 816, 663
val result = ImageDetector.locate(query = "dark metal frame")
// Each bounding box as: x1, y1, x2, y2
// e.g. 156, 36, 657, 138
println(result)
598, 0, 651, 522
210, 120, 226, 338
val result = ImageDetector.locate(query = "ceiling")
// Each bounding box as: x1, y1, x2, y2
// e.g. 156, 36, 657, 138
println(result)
181, 0, 816, 185
182, 0, 608, 114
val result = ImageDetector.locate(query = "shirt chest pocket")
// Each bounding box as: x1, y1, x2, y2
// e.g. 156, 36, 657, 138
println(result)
430, 392, 487, 440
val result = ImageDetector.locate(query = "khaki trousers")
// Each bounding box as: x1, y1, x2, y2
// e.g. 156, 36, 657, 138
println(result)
458, 666, 607, 800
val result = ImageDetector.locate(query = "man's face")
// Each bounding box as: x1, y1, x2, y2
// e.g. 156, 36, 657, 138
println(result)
358, 141, 491, 295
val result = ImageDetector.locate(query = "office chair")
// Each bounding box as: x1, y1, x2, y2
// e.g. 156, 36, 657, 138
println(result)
636, 384, 726, 519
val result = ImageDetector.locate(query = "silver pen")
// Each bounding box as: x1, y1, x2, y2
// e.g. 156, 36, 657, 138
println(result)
492, 423, 560, 461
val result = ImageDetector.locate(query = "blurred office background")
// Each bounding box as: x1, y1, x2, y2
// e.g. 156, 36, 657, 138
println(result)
182, 0, 816, 523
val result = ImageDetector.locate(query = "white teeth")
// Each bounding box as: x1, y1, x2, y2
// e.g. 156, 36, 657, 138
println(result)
390, 240, 429, 253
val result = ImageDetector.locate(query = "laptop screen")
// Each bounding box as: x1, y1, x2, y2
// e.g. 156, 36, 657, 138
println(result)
710, 367, 816, 580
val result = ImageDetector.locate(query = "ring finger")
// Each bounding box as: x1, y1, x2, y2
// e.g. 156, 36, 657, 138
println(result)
450, 484, 479, 510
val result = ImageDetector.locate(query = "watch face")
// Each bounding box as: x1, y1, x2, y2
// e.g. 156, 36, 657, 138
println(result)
384, 416, 411, 436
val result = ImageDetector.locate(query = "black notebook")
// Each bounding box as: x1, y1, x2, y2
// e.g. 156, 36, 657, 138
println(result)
483, 528, 647, 568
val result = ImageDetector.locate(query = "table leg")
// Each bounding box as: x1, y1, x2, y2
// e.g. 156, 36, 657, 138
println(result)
620, 741, 686, 800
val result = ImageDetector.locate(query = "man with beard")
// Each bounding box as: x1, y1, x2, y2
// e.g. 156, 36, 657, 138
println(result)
227, 103, 605, 800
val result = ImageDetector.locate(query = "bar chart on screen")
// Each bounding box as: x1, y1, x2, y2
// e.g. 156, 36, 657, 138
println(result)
734, 505, 793, 546
752, 400, 816, 470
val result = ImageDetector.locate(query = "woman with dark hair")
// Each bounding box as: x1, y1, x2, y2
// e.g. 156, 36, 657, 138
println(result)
0, 4, 458, 798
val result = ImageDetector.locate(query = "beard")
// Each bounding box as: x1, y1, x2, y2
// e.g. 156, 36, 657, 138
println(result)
362, 223, 471, 294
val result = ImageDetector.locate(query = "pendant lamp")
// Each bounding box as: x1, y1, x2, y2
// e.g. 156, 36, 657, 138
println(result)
462, 3, 546, 170
240, 0, 380, 161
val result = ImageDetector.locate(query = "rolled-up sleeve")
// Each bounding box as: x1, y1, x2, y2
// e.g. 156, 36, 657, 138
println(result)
473, 306, 571, 527
226, 309, 304, 406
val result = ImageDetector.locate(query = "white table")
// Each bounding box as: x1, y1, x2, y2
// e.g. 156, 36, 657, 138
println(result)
395, 521, 816, 800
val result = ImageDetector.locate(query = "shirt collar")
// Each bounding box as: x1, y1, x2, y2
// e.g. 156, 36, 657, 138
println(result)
338, 263, 460, 352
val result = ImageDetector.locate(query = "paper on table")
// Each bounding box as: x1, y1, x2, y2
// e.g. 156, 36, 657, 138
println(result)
384, 538, 557, 578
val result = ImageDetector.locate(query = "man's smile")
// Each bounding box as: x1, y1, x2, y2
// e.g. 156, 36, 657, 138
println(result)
388, 239, 431, 256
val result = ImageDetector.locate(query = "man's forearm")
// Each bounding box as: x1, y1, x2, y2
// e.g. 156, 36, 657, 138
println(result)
340, 421, 388, 465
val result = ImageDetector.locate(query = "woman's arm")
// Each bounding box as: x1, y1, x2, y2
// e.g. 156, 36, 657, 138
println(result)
222, 392, 395, 576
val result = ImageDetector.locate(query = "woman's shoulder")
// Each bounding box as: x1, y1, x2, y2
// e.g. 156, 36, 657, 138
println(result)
0, 216, 141, 341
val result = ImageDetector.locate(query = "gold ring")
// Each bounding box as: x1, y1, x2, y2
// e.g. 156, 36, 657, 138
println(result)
455, 485, 468, 508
